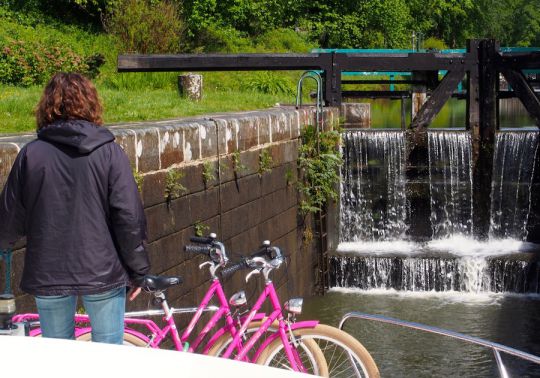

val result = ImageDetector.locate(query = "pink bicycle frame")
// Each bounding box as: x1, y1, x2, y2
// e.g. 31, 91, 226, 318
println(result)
14, 278, 264, 354
221, 280, 318, 371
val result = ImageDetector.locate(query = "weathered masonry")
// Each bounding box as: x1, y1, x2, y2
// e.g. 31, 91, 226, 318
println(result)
0, 106, 339, 314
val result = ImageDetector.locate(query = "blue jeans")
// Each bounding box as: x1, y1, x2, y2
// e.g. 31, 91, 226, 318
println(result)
35, 287, 126, 344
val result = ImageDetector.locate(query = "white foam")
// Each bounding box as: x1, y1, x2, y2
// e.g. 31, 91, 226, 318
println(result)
337, 236, 539, 257
427, 236, 537, 256
337, 241, 419, 255
329, 287, 540, 304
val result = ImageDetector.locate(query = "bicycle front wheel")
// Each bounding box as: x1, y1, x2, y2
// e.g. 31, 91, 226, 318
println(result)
207, 321, 328, 376
256, 324, 380, 378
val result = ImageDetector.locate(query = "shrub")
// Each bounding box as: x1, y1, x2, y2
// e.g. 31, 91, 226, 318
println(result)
255, 28, 316, 53
0, 39, 101, 86
192, 24, 254, 53
423, 37, 448, 51
104, 0, 184, 54
243, 71, 294, 96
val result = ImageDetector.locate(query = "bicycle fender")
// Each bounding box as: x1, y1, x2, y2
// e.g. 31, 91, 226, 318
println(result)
252, 320, 319, 361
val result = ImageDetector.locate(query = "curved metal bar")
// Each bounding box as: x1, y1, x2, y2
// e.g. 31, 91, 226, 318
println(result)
296, 70, 324, 136
339, 312, 540, 366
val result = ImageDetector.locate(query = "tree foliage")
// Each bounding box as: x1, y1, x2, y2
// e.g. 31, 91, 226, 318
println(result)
2, 0, 540, 59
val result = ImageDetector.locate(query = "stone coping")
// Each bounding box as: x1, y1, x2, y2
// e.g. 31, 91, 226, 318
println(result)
0, 106, 339, 187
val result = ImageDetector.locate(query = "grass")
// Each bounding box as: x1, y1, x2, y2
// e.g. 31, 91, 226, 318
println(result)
0, 82, 301, 133
0, 5, 318, 134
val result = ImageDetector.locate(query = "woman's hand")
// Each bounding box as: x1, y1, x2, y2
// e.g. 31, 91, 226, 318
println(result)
128, 287, 142, 301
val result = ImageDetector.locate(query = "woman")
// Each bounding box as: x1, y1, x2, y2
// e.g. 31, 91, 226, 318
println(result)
0, 72, 150, 344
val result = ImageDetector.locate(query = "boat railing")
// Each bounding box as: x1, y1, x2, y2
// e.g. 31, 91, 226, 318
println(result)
339, 312, 540, 378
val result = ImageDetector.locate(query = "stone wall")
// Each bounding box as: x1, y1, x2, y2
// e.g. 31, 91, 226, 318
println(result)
0, 106, 339, 321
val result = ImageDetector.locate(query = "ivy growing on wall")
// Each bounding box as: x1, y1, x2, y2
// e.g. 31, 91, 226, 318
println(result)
164, 168, 187, 205
297, 125, 342, 216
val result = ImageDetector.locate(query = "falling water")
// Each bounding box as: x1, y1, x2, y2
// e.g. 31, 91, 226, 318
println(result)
489, 131, 539, 240
330, 255, 538, 293
337, 130, 540, 294
340, 130, 407, 242
428, 131, 473, 237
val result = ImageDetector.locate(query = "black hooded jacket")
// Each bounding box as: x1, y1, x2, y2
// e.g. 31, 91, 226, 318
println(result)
0, 119, 150, 295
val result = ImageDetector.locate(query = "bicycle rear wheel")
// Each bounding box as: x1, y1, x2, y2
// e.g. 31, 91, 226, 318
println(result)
256, 324, 380, 378
76, 331, 147, 346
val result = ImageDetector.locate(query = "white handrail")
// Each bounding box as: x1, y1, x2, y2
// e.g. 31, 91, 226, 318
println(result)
339, 311, 540, 378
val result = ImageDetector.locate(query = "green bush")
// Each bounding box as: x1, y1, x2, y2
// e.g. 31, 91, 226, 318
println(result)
423, 37, 448, 51
243, 71, 294, 96
0, 39, 98, 86
193, 24, 254, 53
104, 0, 184, 54
255, 28, 315, 53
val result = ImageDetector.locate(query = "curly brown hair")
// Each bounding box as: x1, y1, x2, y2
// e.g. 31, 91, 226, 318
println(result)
36, 72, 103, 129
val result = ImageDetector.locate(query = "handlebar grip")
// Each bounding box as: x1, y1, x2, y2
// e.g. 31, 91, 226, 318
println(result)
189, 236, 214, 244
220, 259, 248, 278
184, 244, 211, 255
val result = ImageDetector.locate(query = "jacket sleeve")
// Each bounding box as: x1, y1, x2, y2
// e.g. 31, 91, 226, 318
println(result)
0, 148, 26, 249
108, 143, 150, 281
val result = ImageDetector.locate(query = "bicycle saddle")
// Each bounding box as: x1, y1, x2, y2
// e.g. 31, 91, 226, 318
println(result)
139, 275, 183, 292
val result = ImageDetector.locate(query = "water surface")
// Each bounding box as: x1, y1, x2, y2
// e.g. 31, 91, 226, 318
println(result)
303, 290, 540, 377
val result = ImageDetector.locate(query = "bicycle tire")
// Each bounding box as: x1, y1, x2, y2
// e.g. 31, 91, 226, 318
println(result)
76, 331, 148, 346
207, 321, 328, 376
256, 324, 380, 378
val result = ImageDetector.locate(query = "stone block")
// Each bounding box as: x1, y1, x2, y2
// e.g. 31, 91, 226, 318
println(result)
183, 123, 201, 162
110, 128, 137, 167
220, 174, 262, 213
145, 203, 177, 242
132, 126, 161, 172
15, 294, 36, 313
182, 164, 206, 195
169, 196, 192, 233
189, 188, 219, 224
221, 199, 261, 240
141, 171, 166, 208
157, 124, 183, 169
0, 143, 20, 189
270, 110, 293, 142
198, 121, 218, 159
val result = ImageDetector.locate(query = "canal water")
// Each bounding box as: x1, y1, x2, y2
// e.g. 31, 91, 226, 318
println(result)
318, 112, 540, 376
303, 289, 540, 377
367, 98, 536, 129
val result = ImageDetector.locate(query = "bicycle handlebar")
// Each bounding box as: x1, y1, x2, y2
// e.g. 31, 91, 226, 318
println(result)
184, 244, 212, 255
220, 259, 249, 278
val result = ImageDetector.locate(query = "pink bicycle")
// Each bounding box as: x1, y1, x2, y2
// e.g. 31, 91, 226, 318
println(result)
6, 235, 380, 377
12, 236, 261, 352
206, 243, 380, 377
8, 236, 324, 373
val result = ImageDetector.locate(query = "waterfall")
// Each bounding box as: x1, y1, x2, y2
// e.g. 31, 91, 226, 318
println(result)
489, 131, 539, 240
336, 129, 540, 294
330, 255, 538, 293
428, 131, 473, 238
340, 130, 407, 242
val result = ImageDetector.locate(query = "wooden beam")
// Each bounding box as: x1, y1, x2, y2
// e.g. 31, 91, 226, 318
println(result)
117, 53, 332, 72
500, 68, 540, 127
410, 69, 465, 129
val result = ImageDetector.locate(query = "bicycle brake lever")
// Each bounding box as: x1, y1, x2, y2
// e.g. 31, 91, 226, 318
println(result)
245, 269, 260, 283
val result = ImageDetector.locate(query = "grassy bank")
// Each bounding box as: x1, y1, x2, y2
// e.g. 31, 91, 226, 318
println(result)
0, 5, 317, 134
0, 81, 301, 133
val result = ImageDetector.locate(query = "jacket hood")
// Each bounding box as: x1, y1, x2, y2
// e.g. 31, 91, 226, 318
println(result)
38, 119, 115, 154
